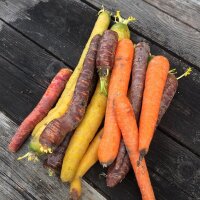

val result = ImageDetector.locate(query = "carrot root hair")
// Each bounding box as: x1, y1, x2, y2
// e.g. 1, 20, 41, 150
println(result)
17, 152, 39, 162
40, 146, 53, 154
177, 67, 192, 80
98, 5, 110, 16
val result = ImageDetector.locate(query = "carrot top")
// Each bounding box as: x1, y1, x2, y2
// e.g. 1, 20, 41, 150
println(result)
111, 11, 136, 40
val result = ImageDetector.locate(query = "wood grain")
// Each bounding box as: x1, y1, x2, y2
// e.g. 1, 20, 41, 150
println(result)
84, 0, 200, 68
144, 0, 200, 31
0, 0, 98, 67
0, 22, 66, 88
0, 112, 106, 200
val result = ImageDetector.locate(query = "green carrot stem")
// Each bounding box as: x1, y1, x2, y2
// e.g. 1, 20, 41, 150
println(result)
177, 67, 192, 80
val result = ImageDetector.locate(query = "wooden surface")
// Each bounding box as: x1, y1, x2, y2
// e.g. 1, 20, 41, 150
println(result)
0, 0, 200, 199
0, 112, 106, 200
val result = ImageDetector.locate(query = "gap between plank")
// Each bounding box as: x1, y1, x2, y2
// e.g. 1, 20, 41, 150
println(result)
143, 0, 200, 33
158, 126, 200, 158
0, 18, 70, 67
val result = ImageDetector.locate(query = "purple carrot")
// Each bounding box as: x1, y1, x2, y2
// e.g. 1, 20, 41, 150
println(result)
39, 35, 101, 153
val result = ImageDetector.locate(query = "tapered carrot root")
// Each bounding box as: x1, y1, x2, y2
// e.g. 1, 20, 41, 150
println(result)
69, 129, 103, 199
39, 35, 101, 153
8, 68, 72, 152
98, 39, 134, 166
139, 56, 170, 160
114, 96, 155, 200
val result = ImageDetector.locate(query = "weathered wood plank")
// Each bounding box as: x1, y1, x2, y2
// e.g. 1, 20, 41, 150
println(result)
86, 163, 193, 200
0, 112, 106, 200
84, 0, 200, 68
0, 0, 97, 67
0, 56, 45, 123
0, 21, 65, 88
144, 0, 200, 31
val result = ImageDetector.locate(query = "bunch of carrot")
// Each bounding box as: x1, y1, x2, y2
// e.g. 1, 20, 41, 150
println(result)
7, 6, 192, 200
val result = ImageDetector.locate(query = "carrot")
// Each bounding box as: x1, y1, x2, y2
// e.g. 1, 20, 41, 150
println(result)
60, 81, 107, 183
107, 42, 150, 186
106, 74, 177, 187
111, 11, 136, 41
96, 30, 118, 95
39, 35, 101, 153
107, 68, 191, 186
43, 131, 74, 176
98, 39, 134, 166
69, 129, 103, 200
8, 68, 72, 153
130, 42, 150, 121
114, 95, 155, 200
139, 56, 170, 160
106, 141, 131, 187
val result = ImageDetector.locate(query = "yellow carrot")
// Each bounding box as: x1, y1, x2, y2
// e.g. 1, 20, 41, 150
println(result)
69, 129, 103, 199
32, 9, 110, 138
61, 81, 107, 182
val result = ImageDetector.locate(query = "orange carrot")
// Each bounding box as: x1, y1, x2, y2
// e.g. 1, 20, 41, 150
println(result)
8, 68, 72, 152
139, 56, 170, 160
114, 95, 155, 200
98, 39, 134, 166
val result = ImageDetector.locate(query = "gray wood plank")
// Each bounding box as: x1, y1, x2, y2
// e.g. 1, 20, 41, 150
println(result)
84, 0, 200, 69
0, 21, 65, 88
0, 0, 98, 67
0, 112, 106, 200
144, 0, 200, 31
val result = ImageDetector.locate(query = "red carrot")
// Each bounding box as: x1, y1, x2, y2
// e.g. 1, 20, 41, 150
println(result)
39, 35, 101, 152
114, 95, 155, 200
8, 68, 72, 152
139, 56, 169, 160
98, 39, 134, 166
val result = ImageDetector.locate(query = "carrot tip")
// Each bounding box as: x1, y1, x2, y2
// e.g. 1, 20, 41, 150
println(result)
138, 149, 147, 166
102, 163, 108, 168
69, 189, 79, 200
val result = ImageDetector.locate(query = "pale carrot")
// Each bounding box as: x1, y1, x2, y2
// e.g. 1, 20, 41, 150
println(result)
98, 39, 134, 166
114, 95, 155, 200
